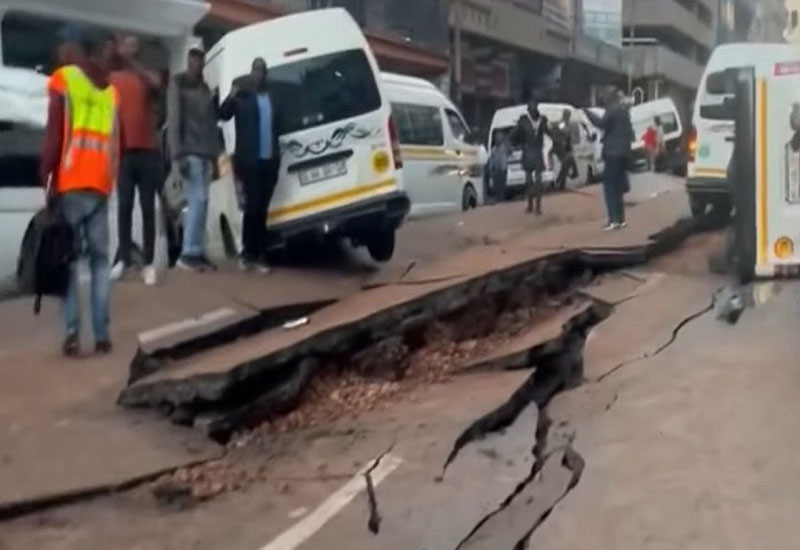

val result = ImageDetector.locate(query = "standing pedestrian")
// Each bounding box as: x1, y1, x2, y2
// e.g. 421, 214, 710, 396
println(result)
488, 131, 510, 203
110, 35, 162, 285
643, 121, 658, 171
166, 47, 220, 272
584, 89, 634, 230
219, 57, 282, 273
554, 108, 578, 190
512, 99, 551, 214
40, 27, 119, 356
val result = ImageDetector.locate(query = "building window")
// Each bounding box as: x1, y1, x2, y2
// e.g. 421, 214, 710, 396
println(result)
392, 103, 444, 146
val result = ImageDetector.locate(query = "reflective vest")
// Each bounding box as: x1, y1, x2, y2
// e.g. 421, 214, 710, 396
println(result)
49, 65, 119, 195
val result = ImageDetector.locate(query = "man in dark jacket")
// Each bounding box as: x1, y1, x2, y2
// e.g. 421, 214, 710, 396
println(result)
553, 108, 578, 190
167, 47, 220, 272
584, 89, 634, 230
513, 99, 551, 214
219, 57, 282, 273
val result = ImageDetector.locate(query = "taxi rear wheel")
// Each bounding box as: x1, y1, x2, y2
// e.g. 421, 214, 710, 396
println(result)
462, 184, 478, 211
366, 227, 396, 262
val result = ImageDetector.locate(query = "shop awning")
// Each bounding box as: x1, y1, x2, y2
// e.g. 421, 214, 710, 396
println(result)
0, 0, 209, 37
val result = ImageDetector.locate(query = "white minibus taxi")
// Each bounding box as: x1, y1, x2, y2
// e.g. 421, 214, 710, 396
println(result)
688, 43, 800, 218
629, 97, 683, 173
537, 102, 604, 184
205, 8, 409, 262
381, 72, 484, 217
488, 105, 556, 197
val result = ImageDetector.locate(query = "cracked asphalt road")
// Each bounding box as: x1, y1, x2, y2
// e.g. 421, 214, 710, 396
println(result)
11, 225, 795, 550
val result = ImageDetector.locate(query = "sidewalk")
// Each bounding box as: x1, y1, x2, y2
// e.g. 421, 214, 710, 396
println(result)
0, 174, 686, 513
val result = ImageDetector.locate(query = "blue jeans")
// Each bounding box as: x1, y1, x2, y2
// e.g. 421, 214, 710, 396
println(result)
182, 155, 212, 258
60, 191, 110, 342
603, 156, 627, 224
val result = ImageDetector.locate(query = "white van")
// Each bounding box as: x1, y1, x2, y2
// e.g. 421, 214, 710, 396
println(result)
538, 103, 604, 184
381, 72, 484, 217
688, 43, 800, 217
205, 8, 409, 262
630, 97, 683, 173
0, 0, 208, 294
488, 106, 556, 197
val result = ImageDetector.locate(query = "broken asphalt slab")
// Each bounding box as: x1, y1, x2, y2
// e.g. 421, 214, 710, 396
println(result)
119, 191, 701, 438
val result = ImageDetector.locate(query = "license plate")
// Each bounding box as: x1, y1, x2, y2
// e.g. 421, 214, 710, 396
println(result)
299, 160, 347, 186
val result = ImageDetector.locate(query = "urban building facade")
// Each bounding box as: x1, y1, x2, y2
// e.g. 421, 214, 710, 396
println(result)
621, 0, 760, 119
197, 0, 450, 77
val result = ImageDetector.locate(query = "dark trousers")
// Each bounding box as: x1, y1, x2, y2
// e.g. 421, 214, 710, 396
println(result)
602, 156, 627, 224
238, 157, 279, 262
118, 150, 160, 265
524, 169, 543, 213
556, 152, 578, 190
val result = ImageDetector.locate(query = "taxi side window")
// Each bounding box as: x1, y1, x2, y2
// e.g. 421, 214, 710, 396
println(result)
446, 109, 471, 144
392, 103, 444, 146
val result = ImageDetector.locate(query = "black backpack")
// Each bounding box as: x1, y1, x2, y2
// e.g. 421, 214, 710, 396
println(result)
17, 206, 76, 314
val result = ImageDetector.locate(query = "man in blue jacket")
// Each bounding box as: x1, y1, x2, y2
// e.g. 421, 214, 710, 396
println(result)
220, 57, 282, 273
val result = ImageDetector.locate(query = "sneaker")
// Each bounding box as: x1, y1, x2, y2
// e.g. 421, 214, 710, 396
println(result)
176, 256, 203, 273
63, 333, 80, 358
95, 341, 113, 355
142, 265, 157, 286
110, 261, 130, 281
239, 257, 254, 272
254, 260, 272, 275
603, 223, 620, 231
198, 256, 218, 272
618, 221, 628, 229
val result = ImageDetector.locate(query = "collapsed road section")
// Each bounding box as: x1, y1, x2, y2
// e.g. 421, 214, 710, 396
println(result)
118, 216, 706, 443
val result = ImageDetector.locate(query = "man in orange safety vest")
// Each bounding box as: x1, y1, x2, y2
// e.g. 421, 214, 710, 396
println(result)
40, 26, 120, 357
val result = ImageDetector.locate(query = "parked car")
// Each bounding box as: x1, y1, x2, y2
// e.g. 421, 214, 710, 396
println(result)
382, 72, 484, 217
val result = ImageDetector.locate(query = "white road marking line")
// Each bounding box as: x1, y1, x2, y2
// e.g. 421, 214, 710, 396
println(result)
138, 307, 237, 345
259, 454, 403, 550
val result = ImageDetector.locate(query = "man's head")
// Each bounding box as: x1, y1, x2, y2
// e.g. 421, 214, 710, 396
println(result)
187, 47, 205, 78
117, 35, 140, 62
251, 57, 268, 89
527, 98, 539, 118
562, 109, 572, 122
56, 26, 113, 69
654, 116, 662, 127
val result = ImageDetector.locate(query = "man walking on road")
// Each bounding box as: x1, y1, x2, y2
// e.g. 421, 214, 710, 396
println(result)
40, 27, 119, 356
167, 47, 220, 272
584, 89, 634, 230
110, 35, 162, 285
554, 108, 578, 190
219, 57, 282, 274
513, 99, 551, 214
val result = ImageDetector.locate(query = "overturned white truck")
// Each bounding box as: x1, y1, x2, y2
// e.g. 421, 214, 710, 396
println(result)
0, 0, 210, 294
